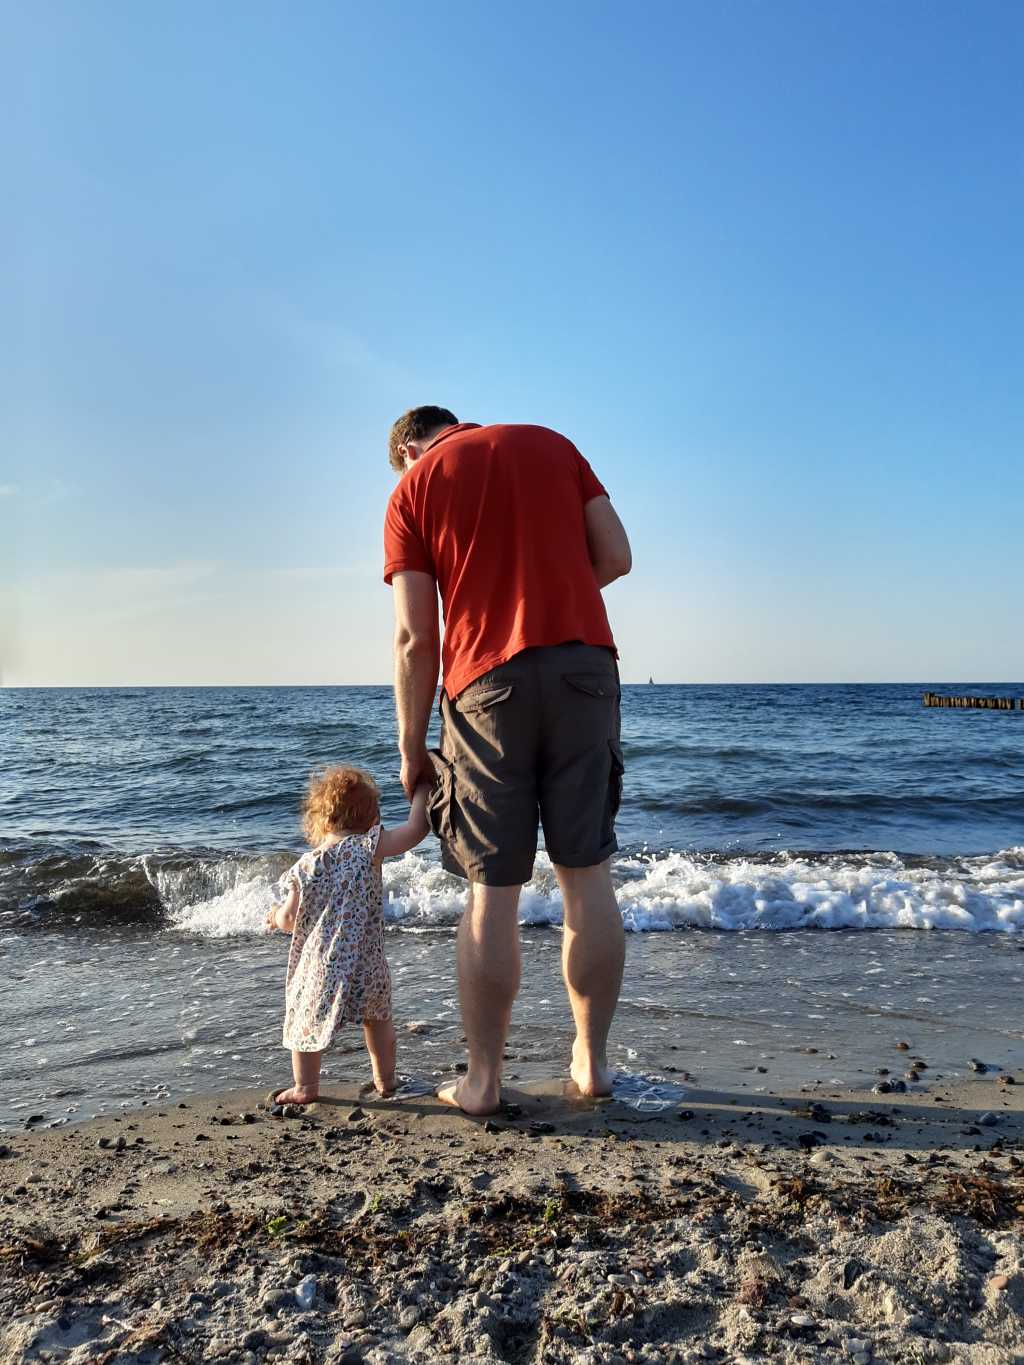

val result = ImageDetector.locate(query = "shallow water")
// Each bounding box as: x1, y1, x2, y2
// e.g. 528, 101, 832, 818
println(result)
5, 927, 1023, 1131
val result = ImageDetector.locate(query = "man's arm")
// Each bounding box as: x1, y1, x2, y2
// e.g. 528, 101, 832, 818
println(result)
392, 570, 440, 798
584, 496, 632, 588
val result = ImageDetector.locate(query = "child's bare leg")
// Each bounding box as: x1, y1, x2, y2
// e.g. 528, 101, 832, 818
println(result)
275, 1050, 321, 1105
364, 1018, 396, 1095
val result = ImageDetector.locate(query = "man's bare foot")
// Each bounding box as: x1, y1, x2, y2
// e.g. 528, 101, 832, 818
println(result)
436, 1076, 501, 1116
569, 1040, 614, 1098
272, 1085, 318, 1106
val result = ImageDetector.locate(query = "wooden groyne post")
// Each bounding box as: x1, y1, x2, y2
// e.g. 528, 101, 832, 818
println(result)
923, 692, 1020, 711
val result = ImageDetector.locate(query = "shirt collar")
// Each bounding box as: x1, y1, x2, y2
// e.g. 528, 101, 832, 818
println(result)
424, 422, 481, 453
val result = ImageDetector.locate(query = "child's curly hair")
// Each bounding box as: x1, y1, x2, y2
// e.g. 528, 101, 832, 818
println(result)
303, 766, 380, 844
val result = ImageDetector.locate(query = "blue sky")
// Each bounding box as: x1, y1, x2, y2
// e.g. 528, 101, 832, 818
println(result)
3, 0, 1022, 685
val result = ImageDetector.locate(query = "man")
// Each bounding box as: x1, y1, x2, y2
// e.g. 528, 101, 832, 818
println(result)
383, 407, 632, 1115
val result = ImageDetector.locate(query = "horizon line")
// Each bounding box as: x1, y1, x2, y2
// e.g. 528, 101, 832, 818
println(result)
4, 680, 1024, 691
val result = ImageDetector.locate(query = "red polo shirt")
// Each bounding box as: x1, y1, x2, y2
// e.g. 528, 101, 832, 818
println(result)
384, 423, 616, 698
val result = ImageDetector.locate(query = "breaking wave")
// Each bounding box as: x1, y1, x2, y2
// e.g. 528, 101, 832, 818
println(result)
3, 841, 1022, 938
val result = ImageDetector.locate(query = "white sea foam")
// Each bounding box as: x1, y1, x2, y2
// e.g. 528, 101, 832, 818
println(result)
157, 846, 1024, 938
609, 848, 1024, 933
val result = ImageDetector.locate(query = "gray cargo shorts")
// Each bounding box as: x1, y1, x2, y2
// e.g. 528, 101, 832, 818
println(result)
426, 642, 624, 885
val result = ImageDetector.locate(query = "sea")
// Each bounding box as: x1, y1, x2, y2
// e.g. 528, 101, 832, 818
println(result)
2, 683, 1023, 1131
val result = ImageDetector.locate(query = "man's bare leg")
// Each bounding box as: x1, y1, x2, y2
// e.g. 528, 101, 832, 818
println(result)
437, 882, 522, 1115
555, 861, 624, 1097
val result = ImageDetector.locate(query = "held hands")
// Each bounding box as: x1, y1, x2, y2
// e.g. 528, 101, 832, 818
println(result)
400, 745, 433, 801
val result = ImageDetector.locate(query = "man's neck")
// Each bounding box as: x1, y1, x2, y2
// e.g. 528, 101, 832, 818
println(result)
422, 424, 457, 453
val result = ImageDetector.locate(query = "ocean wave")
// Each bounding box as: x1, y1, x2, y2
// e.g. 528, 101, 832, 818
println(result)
381, 847, 1024, 935
4, 842, 1023, 938
633, 791, 1024, 817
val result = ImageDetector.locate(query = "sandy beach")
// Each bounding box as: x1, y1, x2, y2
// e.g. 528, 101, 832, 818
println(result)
2, 1068, 1022, 1365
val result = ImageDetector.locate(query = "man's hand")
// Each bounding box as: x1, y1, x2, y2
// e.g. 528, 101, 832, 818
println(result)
400, 746, 432, 800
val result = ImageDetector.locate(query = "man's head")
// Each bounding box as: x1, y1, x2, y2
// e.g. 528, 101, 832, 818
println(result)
388, 406, 458, 474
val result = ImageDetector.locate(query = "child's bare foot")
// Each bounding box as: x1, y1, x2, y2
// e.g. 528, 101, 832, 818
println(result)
372, 1070, 396, 1097
272, 1085, 318, 1106
569, 1039, 614, 1099
436, 1076, 501, 1116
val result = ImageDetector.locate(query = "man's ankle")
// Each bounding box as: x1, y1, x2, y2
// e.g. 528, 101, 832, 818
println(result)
465, 1067, 501, 1101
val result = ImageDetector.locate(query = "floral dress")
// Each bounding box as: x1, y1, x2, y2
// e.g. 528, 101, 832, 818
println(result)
275, 825, 391, 1052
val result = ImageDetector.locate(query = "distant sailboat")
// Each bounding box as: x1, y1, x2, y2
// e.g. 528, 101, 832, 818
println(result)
648, 676, 655, 685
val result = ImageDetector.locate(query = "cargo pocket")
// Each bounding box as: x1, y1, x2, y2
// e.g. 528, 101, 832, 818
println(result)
426, 752, 456, 842
564, 673, 616, 700
457, 683, 515, 714
608, 739, 625, 819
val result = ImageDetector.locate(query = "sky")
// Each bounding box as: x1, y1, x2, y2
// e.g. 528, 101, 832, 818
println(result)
2, 0, 1022, 686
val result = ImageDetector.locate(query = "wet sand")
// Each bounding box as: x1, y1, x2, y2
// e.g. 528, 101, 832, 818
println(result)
2, 1072, 1023, 1364
8, 928, 1024, 1136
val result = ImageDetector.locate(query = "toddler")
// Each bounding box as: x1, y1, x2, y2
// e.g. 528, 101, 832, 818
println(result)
266, 765, 429, 1105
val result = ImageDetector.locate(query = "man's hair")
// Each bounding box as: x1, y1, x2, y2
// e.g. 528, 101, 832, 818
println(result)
388, 406, 458, 473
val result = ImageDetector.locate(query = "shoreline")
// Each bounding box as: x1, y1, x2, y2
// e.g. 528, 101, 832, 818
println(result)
2, 1075, 1022, 1364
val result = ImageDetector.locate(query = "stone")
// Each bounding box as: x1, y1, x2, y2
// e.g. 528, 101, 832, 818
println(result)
969, 1059, 987, 1073
261, 1289, 293, 1314
978, 1112, 999, 1126
295, 1275, 317, 1310
399, 1305, 421, 1330
842, 1261, 864, 1290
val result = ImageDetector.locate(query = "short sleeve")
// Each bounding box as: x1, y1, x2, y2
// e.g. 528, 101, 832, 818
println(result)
575, 450, 608, 504
384, 483, 434, 584
273, 856, 310, 907
363, 823, 383, 858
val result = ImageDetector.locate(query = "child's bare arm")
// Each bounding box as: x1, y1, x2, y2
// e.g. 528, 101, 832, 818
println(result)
376, 784, 431, 859
266, 883, 298, 933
